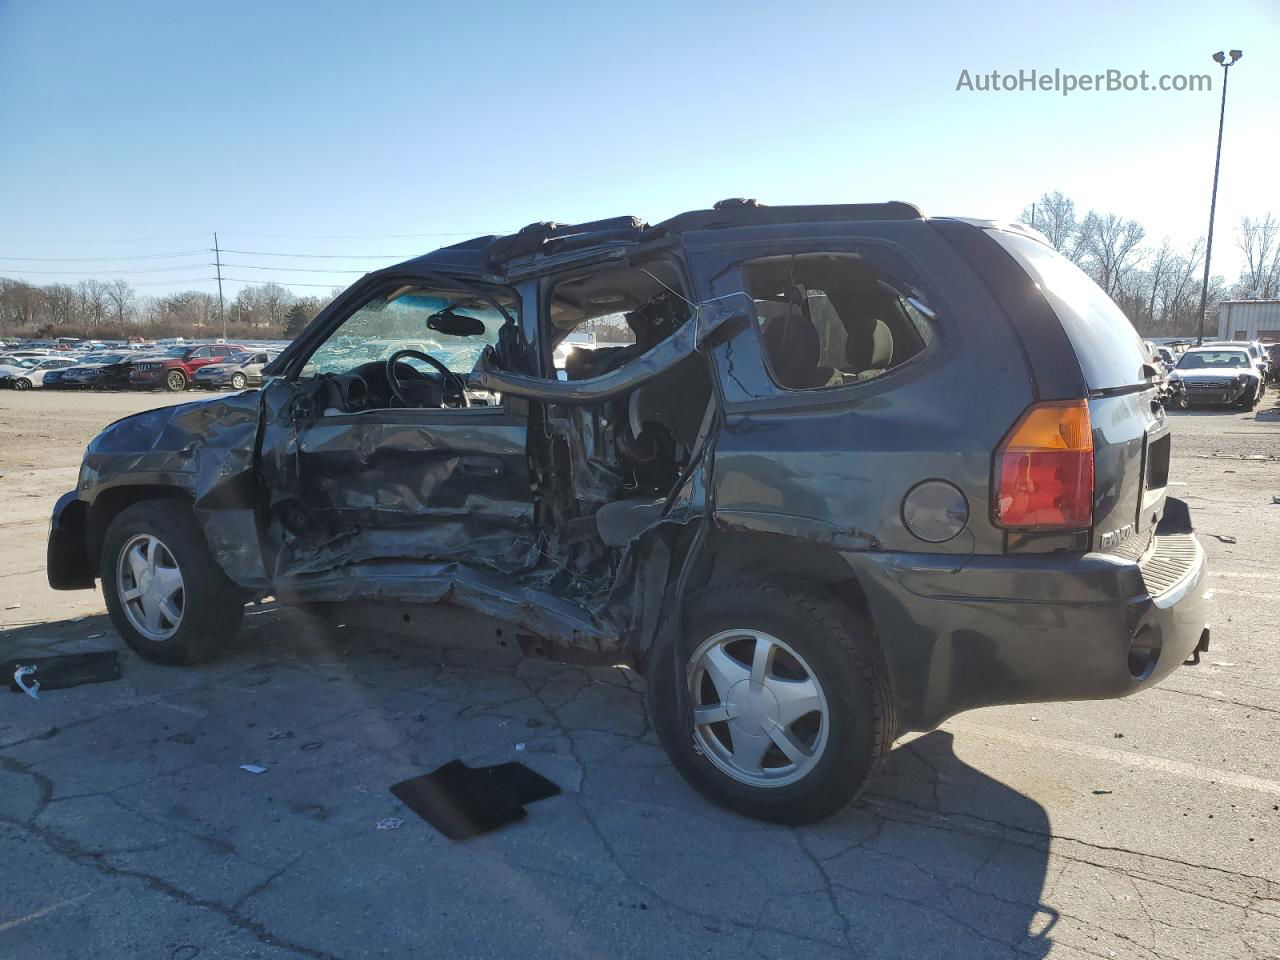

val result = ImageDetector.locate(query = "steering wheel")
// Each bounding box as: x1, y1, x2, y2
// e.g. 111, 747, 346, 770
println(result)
385, 349, 469, 408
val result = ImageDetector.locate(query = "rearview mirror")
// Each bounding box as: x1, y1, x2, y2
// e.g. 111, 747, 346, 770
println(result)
427, 307, 486, 338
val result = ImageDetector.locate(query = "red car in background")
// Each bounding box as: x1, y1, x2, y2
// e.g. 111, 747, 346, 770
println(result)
129, 344, 246, 391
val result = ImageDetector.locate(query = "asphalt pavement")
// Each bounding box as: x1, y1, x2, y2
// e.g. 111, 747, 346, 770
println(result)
0, 390, 1278, 959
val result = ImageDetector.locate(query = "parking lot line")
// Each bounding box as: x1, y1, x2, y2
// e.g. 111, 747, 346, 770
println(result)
950, 720, 1280, 797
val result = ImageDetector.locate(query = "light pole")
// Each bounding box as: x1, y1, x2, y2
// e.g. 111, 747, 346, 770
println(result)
1196, 49, 1242, 345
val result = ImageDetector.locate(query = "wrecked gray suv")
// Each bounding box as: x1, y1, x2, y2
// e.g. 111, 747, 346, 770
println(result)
47, 201, 1210, 824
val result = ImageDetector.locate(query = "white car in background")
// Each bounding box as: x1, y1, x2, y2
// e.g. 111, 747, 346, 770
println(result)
0, 356, 78, 389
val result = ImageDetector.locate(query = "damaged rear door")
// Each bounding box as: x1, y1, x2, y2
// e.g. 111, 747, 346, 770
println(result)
257, 278, 537, 589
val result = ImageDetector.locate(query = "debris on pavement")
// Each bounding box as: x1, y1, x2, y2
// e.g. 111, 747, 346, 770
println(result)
13, 665, 39, 699
4, 651, 120, 695
390, 760, 561, 840
239, 764, 268, 774
1209, 534, 1238, 543
376, 817, 404, 831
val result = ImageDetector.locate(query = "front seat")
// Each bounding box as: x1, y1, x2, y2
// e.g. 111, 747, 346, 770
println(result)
761, 313, 833, 389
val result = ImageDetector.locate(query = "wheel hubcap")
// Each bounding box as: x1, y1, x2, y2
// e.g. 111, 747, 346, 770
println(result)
688, 629, 829, 787
168, 373, 183, 389
116, 533, 185, 641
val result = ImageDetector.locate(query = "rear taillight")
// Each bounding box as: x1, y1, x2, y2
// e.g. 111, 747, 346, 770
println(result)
993, 399, 1093, 530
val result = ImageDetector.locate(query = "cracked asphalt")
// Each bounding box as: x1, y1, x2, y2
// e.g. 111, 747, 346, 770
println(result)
1, 390, 1279, 959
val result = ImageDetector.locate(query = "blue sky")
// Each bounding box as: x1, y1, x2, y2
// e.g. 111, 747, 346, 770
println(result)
1, 0, 1276, 296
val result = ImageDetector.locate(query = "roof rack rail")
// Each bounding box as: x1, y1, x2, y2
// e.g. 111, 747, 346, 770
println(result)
486, 216, 647, 265
647, 201, 923, 237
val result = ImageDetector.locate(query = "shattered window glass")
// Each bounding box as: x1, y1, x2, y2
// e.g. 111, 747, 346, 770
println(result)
306, 286, 516, 378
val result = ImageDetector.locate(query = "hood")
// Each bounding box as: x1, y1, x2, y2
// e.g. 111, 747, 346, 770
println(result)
1174, 367, 1254, 380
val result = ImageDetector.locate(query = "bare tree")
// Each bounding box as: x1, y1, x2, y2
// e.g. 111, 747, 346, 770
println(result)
1236, 214, 1280, 298
104, 279, 135, 326
76, 279, 110, 328
1019, 191, 1080, 258
1076, 212, 1146, 297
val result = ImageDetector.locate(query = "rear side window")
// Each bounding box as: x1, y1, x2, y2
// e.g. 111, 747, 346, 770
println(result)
989, 230, 1148, 391
743, 253, 933, 391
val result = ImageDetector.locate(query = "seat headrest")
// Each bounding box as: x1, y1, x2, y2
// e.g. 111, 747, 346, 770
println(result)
762, 313, 825, 388
846, 317, 894, 372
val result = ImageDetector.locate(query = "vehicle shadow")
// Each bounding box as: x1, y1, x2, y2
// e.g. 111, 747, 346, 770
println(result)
0, 608, 1056, 958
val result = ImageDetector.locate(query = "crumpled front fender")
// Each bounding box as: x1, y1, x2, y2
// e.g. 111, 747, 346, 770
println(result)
81, 392, 268, 587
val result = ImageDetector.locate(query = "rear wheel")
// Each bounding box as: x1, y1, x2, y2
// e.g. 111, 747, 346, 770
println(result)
101, 500, 244, 664
164, 369, 188, 391
648, 579, 895, 824
230, 372, 247, 390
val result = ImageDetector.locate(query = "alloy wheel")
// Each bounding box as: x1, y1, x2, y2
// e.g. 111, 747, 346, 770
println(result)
116, 533, 185, 641
687, 629, 830, 787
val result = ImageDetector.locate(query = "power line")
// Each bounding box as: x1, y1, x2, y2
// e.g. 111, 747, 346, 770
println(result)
219, 249, 414, 259
220, 263, 368, 274
0, 249, 210, 262
0, 233, 211, 245
220, 230, 505, 240
2, 263, 219, 276
221, 277, 343, 288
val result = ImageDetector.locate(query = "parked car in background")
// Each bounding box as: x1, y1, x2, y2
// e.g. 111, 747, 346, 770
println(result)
193, 349, 281, 390
47, 202, 1210, 824
1168, 347, 1263, 409
1215, 340, 1271, 387
1266, 343, 1280, 384
0, 356, 77, 389
58, 352, 138, 390
129, 343, 246, 391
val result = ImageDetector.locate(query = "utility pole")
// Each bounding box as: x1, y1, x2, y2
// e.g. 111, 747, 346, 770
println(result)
1196, 50, 1243, 345
213, 232, 226, 341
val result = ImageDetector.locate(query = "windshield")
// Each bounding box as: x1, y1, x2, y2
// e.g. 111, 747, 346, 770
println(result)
306, 285, 515, 378
1176, 351, 1250, 370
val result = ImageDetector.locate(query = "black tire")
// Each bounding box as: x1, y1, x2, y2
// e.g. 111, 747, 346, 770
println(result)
164, 369, 188, 392
100, 499, 244, 665
13, 378, 31, 391
648, 578, 895, 824
230, 373, 247, 390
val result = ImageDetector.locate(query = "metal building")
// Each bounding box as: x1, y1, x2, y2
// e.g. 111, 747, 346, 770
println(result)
1218, 300, 1280, 342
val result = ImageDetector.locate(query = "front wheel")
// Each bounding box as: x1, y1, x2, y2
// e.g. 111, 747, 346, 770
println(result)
13, 378, 31, 391
230, 372, 247, 390
164, 369, 188, 392
101, 500, 244, 664
648, 579, 896, 824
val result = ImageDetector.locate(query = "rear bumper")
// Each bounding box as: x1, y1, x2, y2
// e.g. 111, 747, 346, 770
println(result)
847, 499, 1208, 731
48, 491, 96, 589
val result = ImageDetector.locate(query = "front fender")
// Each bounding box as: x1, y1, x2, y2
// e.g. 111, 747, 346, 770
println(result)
81, 393, 269, 588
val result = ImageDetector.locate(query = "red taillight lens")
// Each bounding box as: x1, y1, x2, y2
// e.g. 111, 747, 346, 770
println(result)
993, 400, 1094, 529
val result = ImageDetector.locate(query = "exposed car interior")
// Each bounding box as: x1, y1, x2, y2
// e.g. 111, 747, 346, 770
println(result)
536, 261, 713, 551
743, 253, 932, 390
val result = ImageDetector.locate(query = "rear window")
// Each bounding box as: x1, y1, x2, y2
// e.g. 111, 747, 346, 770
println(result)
989, 230, 1149, 391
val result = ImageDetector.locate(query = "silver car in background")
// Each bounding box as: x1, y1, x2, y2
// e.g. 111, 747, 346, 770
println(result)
193, 350, 280, 390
